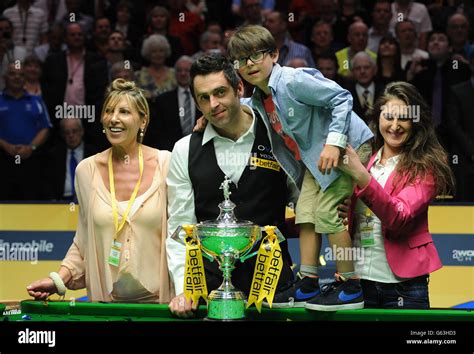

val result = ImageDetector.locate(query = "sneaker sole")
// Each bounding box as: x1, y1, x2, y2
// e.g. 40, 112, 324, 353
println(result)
305, 301, 364, 311
262, 301, 307, 309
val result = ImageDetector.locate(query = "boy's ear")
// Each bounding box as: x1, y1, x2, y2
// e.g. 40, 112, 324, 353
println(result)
271, 49, 279, 64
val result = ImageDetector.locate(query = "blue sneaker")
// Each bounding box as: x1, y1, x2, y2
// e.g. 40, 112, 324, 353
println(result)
263, 273, 320, 308
305, 275, 364, 311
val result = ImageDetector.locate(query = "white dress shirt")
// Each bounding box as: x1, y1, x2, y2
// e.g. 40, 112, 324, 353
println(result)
166, 105, 299, 294
354, 147, 408, 283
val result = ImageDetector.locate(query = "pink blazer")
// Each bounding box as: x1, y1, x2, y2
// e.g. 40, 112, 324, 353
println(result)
348, 153, 442, 279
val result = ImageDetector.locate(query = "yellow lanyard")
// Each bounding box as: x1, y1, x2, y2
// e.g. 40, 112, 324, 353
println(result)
108, 144, 144, 239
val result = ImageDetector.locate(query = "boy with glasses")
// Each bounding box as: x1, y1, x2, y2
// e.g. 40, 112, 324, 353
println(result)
228, 25, 373, 311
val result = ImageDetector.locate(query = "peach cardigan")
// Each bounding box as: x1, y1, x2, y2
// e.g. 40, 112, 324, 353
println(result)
61, 148, 175, 302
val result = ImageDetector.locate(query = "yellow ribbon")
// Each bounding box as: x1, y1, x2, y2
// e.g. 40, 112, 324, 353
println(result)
247, 226, 283, 312
183, 225, 208, 304
108, 144, 144, 240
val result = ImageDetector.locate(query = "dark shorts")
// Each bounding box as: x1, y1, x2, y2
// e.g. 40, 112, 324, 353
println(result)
361, 275, 430, 309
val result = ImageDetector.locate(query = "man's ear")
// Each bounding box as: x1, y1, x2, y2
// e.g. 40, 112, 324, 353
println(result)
236, 80, 244, 98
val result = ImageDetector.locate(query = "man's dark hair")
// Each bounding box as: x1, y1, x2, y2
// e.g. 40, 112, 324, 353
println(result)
190, 54, 241, 99
315, 50, 339, 71
427, 29, 452, 46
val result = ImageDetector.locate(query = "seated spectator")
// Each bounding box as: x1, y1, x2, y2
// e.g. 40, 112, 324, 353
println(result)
367, 0, 394, 52
135, 34, 177, 100
191, 31, 224, 60
309, 21, 339, 63
2, 0, 48, 55
60, 0, 94, 38
446, 54, 474, 202
374, 35, 405, 86
287, 57, 309, 68
389, 0, 432, 50
235, 0, 265, 27
86, 17, 112, 58
145, 6, 183, 66
34, 23, 67, 62
396, 19, 429, 70
232, 0, 274, 18
333, 0, 370, 48
110, 60, 135, 81
145, 56, 200, 151
335, 21, 377, 77
112, 0, 142, 50
347, 51, 384, 122
167, 0, 205, 55
408, 30, 471, 149
315, 50, 349, 87
42, 118, 97, 201
105, 30, 140, 81
264, 10, 315, 67
0, 16, 26, 90
0, 63, 51, 200
446, 13, 474, 65
23, 55, 43, 96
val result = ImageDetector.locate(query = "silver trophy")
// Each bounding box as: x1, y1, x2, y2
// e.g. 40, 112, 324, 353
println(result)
172, 176, 284, 320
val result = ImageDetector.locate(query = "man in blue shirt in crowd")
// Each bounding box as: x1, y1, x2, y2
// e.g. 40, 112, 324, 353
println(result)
0, 63, 51, 200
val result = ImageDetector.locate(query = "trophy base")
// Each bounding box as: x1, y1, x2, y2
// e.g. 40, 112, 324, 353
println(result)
207, 297, 246, 321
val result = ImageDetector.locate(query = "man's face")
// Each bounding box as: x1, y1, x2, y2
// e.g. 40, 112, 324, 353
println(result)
447, 15, 469, 45
108, 32, 125, 51
348, 23, 368, 52
62, 120, 84, 149
151, 12, 168, 30
193, 71, 243, 130
264, 12, 285, 37
316, 58, 337, 80
5, 65, 25, 91
175, 60, 192, 87
352, 57, 376, 86
311, 23, 332, 47
396, 22, 416, 47
203, 33, 222, 51
95, 19, 111, 41
242, 0, 262, 24
372, 2, 392, 27
0, 20, 12, 45
428, 33, 450, 59
236, 49, 278, 90
66, 24, 84, 49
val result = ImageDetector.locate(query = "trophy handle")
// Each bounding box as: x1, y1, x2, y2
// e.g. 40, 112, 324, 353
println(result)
239, 226, 286, 263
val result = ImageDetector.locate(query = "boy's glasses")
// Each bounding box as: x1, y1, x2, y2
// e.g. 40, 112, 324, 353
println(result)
234, 50, 269, 68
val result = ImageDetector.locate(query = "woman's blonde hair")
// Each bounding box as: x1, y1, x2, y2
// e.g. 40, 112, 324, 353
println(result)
101, 78, 150, 143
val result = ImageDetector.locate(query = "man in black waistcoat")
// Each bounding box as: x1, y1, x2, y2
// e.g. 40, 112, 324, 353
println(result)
166, 54, 299, 317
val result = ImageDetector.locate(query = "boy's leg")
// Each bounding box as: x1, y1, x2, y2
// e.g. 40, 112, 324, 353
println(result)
299, 223, 321, 276
305, 172, 364, 311
263, 170, 321, 308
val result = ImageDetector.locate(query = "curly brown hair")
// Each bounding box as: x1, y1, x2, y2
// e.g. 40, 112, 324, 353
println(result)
367, 81, 455, 196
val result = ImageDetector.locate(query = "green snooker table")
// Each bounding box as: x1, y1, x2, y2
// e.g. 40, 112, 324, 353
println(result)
2, 300, 473, 321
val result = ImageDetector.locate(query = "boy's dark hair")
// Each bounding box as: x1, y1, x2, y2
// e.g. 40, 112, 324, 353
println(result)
190, 54, 241, 99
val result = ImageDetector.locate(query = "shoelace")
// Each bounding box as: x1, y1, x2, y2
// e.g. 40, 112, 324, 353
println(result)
320, 273, 346, 295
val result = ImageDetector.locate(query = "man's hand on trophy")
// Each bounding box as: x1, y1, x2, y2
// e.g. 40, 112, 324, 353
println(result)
169, 293, 198, 318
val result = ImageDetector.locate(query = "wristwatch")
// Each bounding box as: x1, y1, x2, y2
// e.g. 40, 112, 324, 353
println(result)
31, 144, 37, 151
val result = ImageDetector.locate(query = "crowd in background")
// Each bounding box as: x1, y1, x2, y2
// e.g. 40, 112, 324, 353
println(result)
0, 0, 473, 202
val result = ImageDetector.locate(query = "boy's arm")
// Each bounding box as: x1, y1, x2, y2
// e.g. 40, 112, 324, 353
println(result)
288, 69, 353, 173
288, 69, 353, 148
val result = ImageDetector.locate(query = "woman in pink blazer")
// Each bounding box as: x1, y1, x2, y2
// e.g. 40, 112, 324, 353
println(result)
340, 81, 454, 308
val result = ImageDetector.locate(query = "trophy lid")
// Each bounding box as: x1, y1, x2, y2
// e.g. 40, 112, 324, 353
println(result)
198, 176, 254, 230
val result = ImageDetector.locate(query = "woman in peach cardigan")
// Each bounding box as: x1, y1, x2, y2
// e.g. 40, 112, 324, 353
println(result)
339, 82, 454, 309
27, 79, 174, 303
